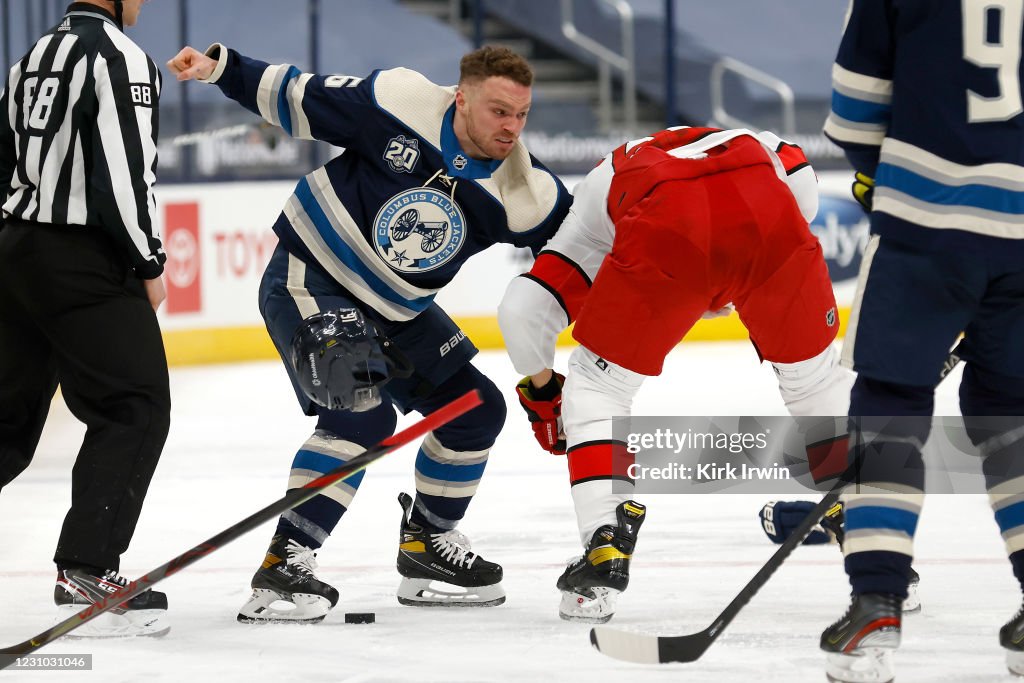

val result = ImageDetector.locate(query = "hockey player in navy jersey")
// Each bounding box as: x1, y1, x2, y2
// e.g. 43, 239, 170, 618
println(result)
821, 1, 1024, 680
498, 126, 852, 623
168, 44, 571, 621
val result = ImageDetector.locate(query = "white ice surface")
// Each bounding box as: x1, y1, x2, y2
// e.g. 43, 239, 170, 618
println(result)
1, 343, 1016, 682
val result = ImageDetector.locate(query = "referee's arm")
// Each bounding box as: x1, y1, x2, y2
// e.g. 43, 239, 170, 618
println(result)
0, 83, 14, 227
91, 47, 165, 278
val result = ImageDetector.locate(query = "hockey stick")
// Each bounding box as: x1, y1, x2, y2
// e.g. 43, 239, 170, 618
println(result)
0, 390, 482, 668
590, 483, 845, 664
590, 339, 967, 664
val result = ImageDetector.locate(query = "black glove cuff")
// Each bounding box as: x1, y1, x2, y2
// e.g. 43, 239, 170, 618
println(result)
530, 374, 562, 401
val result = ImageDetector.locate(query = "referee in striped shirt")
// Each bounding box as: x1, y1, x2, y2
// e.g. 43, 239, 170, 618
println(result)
0, 0, 171, 628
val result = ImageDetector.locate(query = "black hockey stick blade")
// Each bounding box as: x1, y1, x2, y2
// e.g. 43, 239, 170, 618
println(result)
0, 390, 482, 668
591, 487, 843, 663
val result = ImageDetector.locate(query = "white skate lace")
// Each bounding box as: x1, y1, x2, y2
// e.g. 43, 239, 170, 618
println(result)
99, 570, 129, 587
430, 530, 477, 568
284, 540, 320, 576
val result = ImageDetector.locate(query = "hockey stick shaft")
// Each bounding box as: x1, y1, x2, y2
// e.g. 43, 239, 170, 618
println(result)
591, 340, 967, 663
0, 390, 482, 666
680, 487, 842, 662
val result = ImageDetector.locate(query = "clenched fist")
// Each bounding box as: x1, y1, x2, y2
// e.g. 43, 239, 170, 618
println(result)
166, 46, 217, 81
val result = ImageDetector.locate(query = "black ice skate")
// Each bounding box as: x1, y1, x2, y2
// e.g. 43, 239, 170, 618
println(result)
1000, 601, 1024, 675
821, 593, 902, 683
55, 568, 169, 638
395, 492, 505, 607
557, 500, 646, 624
237, 535, 339, 624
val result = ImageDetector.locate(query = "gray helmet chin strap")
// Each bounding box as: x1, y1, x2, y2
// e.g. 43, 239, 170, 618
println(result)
112, 0, 124, 28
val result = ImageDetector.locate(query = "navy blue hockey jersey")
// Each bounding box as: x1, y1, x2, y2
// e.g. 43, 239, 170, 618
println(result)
203, 45, 572, 321
824, 0, 1024, 253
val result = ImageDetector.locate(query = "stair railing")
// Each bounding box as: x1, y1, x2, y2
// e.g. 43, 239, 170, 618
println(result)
709, 56, 796, 136
560, 0, 636, 133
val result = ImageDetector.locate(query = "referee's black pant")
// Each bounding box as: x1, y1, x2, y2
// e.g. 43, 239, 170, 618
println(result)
0, 220, 170, 572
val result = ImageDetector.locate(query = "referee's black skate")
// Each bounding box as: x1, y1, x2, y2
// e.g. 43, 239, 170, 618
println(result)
1000, 601, 1024, 675
237, 535, 339, 624
55, 568, 169, 638
821, 593, 901, 683
557, 500, 646, 624
395, 492, 505, 607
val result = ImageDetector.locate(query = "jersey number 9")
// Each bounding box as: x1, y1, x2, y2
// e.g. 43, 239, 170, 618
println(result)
963, 0, 1024, 122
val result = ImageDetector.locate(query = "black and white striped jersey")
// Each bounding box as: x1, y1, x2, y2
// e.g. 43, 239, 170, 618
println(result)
0, 3, 164, 277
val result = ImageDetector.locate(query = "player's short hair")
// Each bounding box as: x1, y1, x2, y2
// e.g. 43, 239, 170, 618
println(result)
459, 45, 533, 87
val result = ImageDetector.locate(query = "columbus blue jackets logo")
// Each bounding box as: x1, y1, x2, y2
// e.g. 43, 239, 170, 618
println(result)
383, 135, 420, 174
373, 188, 466, 273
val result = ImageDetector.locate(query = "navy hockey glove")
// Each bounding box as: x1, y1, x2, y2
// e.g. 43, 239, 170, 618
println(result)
851, 172, 875, 213
759, 500, 842, 545
515, 373, 566, 455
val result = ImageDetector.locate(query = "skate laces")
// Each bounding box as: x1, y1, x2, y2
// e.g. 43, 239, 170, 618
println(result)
430, 530, 477, 568
565, 554, 585, 568
99, 570, 129, 587
284, 540, 320, 576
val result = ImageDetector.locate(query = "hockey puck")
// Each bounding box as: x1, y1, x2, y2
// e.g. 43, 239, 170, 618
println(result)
344, 612, 375, 624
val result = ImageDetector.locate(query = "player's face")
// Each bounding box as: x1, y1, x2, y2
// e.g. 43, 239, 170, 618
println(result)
455, 76, 531, 161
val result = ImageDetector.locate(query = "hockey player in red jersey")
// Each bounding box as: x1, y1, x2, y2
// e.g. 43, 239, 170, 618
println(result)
498, 126, 853, 622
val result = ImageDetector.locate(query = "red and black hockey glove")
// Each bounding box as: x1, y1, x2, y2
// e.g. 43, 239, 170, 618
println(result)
515, 372, 566, 455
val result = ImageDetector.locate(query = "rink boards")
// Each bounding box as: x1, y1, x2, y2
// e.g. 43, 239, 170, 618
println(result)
155, 173, 863, 365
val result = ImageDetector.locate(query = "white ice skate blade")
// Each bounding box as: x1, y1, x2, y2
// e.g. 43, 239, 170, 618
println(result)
1007, 649, 1024, 676
826, 648, 895, 683
236, 588, 332, 624
56, 604, 169, 638
559, 587, 620, 624
396, 577, 505, 607
902, 581, 921, 613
